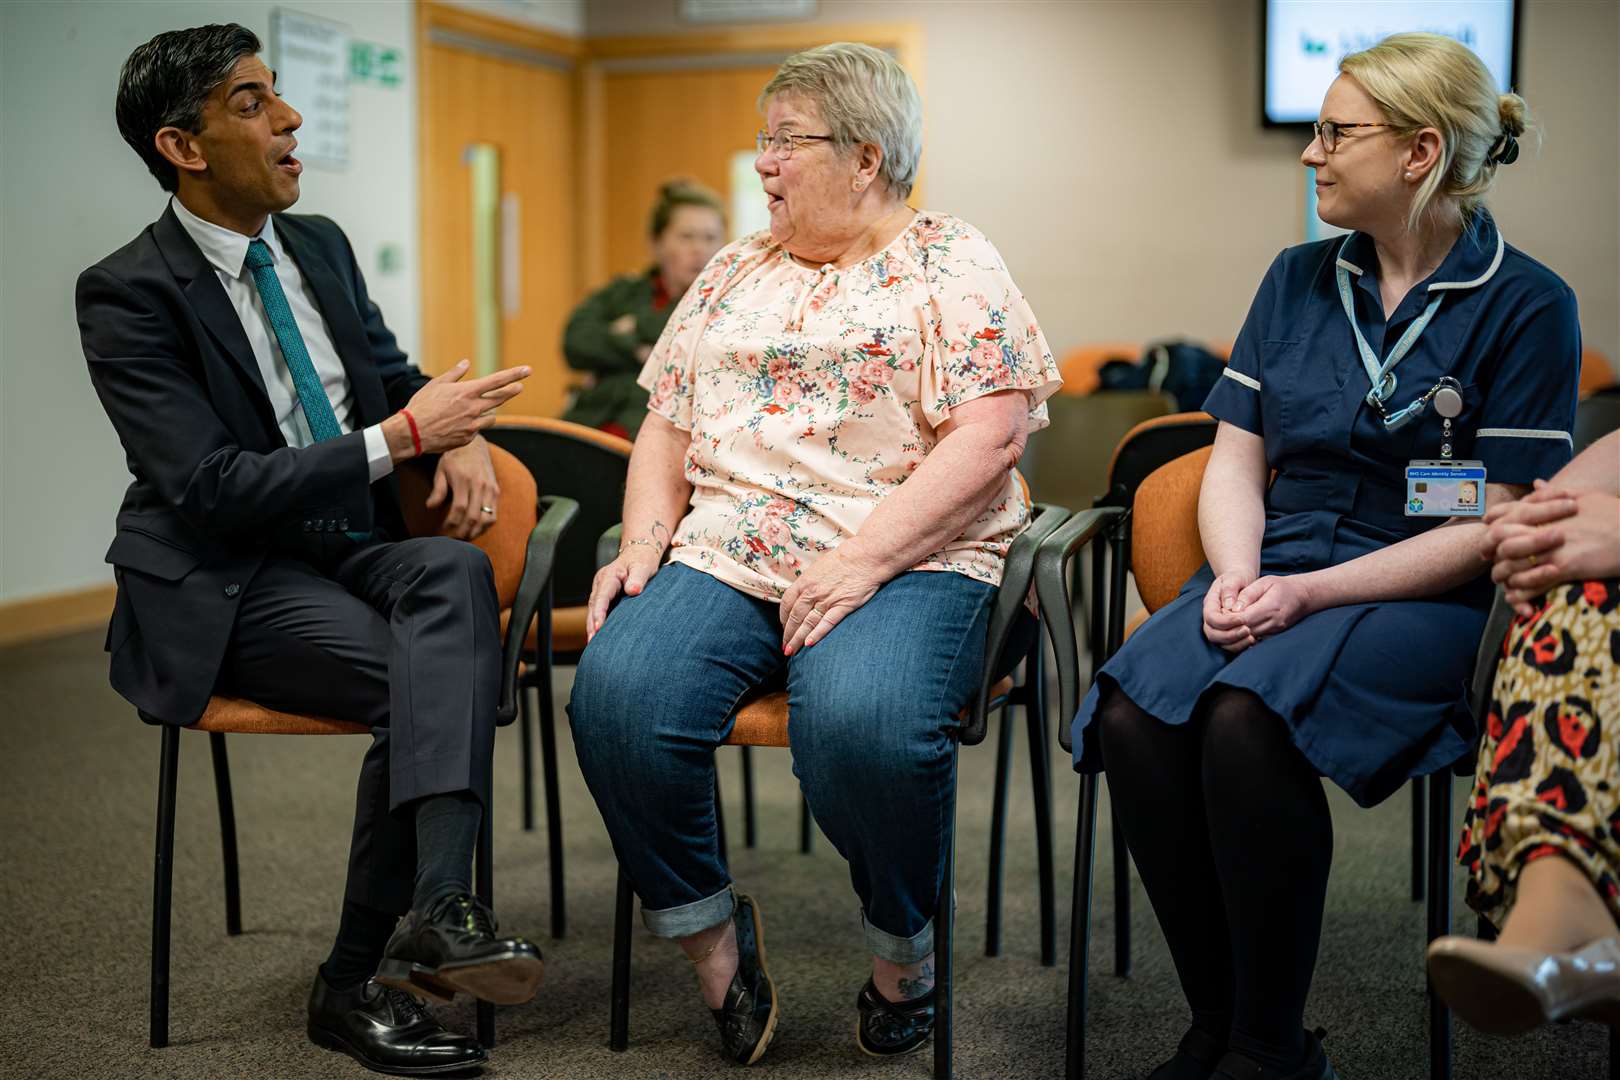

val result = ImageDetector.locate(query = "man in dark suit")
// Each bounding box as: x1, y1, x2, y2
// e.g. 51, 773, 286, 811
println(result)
79, 24, 540, 1075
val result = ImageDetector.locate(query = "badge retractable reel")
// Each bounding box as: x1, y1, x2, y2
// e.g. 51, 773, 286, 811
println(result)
1404, 376, 1485, 518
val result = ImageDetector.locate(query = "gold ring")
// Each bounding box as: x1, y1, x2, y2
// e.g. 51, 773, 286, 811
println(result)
1527, 553, 1539, 566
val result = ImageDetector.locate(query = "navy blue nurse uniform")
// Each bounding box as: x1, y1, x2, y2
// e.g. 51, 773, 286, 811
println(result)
1071, 211, 1581, 807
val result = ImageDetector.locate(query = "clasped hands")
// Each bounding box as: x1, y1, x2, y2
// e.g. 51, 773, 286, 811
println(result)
1201, 570, 1316, 654
1480, 481, 1620, 616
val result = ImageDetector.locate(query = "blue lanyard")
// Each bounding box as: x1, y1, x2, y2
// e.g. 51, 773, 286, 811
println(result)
1335, 236, 1444, 429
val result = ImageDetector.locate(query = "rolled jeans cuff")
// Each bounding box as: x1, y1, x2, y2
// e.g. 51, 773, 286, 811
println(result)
641, 884, 735, 939
862, 910, 934, 964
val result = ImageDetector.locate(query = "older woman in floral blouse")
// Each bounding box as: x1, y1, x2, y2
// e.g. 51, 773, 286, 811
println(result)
567, 43, 1059, 1066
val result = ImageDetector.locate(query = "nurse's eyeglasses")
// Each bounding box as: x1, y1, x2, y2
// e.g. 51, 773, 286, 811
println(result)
756, 130, 835, 159
1312, 120, 1394, 153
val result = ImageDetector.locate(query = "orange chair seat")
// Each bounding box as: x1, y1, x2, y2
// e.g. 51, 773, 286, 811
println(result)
722, 675, 1017, 749
501, 605, 590, 656
188, 695, 371, 736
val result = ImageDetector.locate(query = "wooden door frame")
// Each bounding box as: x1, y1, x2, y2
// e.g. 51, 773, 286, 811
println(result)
577, 22, 924, 290
415, 1, 583, 376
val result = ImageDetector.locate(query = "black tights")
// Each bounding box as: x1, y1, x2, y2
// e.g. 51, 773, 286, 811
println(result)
1098, 686, 1334, 1072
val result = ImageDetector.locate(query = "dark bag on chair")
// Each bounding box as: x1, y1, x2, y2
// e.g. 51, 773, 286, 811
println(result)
1092, 340, 1225, 412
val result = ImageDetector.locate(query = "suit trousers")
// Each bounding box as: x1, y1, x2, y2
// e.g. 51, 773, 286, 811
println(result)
217, 535, 500, 916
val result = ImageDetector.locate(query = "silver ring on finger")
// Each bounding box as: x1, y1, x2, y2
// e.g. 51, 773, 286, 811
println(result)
480, 505, 496, 515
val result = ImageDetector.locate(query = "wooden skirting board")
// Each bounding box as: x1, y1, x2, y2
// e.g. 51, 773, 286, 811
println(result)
0, 583, 114, 648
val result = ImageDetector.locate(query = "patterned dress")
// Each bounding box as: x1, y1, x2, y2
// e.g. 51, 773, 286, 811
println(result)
1460, 579, 1620, 927
637, 212, 1061, 601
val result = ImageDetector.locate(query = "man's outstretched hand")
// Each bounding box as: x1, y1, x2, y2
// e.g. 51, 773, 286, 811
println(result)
384, 360, 529, 461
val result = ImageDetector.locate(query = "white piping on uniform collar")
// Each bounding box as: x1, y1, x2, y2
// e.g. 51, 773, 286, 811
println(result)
1427, 227, 1504, 292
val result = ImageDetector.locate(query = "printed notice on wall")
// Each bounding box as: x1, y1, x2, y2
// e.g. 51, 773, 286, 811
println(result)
271, 8, 351, 168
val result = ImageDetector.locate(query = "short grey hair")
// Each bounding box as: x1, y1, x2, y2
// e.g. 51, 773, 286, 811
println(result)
758, 42, 923, 200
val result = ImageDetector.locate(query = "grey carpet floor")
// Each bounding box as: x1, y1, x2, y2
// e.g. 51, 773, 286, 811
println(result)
0, 629, 1611, 1079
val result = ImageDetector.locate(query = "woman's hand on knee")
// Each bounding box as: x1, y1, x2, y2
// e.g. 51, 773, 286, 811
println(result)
586, 549, 663, 640
1202, 571, 1255, 652
778, 549, 883, 656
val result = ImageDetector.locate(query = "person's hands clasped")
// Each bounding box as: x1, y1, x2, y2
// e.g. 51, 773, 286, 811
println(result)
778, 548, 884, 656
428, 437, 500, 540
1201, 570, 1256, 653
1231, 574, 1317, 639
586, 543, 664, 641
397, 359, 529, 457
1486, 485, 1620, 614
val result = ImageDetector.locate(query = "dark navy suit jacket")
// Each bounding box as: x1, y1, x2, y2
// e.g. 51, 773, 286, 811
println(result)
76, 206, 429, 725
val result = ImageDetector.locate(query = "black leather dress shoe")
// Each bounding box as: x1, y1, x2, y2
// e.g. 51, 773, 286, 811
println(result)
856, 978, 934, 1057
376, 893, 544, 1006
711, 892, 779, 1065
307, 972, 486, 1076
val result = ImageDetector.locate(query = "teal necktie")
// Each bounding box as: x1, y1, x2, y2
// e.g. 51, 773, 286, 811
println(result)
243, 238, 343, 443
245, 238, 370, 543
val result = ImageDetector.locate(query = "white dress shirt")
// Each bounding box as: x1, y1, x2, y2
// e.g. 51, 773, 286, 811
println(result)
170, 197, 393, 482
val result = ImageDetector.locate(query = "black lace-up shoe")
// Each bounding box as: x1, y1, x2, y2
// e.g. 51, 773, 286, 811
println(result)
307, 972, 486, 1076
856, 978, 935, 1057
376, 893, 544, 1006
710, 892, 779, 1065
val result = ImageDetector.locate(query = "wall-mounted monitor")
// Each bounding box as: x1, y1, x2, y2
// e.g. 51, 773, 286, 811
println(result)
1262, 0, 1520, 127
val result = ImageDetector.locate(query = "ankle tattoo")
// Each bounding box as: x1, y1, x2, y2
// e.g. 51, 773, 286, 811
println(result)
896, 961, 935, 1000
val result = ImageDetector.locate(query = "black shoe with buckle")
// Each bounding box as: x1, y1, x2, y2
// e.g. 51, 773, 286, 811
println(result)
856, 978, 935, 1057
710, 892, 779, 1065
376, 893, 544, 1007
1212, 1029, 1337, 1080
1148, 1026, 1227, 1079
307, 972, 486, 1076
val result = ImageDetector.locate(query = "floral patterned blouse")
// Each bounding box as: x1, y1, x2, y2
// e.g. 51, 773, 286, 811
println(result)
637, 211, 1061, 602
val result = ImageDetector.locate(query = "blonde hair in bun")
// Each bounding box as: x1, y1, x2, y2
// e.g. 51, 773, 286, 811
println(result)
1340, 32, 1533, 231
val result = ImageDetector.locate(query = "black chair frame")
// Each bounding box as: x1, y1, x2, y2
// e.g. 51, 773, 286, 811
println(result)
145, 495, 578, 1052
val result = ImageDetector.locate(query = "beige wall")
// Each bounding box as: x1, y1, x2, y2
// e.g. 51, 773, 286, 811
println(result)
584, 0, 1620, 366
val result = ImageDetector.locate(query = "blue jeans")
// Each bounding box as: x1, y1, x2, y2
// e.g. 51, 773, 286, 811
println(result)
568, 563, 1031, 963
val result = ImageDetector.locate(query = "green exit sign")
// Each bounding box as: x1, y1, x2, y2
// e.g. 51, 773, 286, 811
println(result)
351, 42, 403, 88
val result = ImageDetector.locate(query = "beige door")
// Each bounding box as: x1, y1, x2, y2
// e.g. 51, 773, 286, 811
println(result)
417, 2, 578, 418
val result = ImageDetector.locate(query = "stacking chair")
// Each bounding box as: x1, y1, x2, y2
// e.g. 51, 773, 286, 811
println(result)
483, 417, 631, 939
1055, 342, 1140, 397
601, 500, 1072, 1079
144, 444, 577, 1051
1574, 392, 1620, 454
1580, 346, 1616, 398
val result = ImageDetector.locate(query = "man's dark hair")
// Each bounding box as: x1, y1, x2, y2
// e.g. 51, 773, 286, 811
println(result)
116, 24, 262, 193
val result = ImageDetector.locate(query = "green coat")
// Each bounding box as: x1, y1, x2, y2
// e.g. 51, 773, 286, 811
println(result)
560, 269, 674, 436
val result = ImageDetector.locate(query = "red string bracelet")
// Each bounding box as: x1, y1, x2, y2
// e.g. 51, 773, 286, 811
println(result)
400, 408, 423, 457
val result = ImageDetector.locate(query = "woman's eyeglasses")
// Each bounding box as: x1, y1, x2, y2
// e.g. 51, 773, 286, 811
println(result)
1312, 120, 1394, 153
756, 130, 834, 159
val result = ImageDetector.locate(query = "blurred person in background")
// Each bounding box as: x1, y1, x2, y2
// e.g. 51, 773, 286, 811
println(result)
561, 179, 726, 438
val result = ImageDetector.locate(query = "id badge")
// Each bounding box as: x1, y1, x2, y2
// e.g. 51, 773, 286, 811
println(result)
1405, 460, 1487, 517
